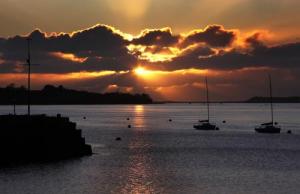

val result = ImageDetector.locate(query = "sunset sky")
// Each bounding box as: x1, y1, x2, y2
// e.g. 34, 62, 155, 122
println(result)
0, 0, 300, 101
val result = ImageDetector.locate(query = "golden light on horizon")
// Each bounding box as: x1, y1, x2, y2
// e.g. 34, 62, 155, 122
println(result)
0, 71, 117, 86
50, 52, 88, 63
133, 67, 210, 80
65, 71, 116, 79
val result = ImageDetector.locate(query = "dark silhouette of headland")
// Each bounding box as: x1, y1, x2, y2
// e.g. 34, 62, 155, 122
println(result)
0, 84, 153, 105
246, 96, 300, 103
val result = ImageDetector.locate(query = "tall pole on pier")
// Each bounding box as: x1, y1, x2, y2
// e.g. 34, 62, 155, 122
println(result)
269, 74, 274, 125
27, 38, 31, 116
205, 76, 210, 122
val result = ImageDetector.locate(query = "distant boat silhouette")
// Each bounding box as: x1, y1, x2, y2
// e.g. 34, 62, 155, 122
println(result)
255, 74, 281, 134
194, 76, 219, 130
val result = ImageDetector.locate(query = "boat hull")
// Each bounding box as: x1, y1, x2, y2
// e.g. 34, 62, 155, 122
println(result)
255, 126, 281, 134
194, 123, 219, 131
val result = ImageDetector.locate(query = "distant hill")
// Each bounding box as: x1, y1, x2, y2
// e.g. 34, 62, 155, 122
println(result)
0, 85, 153, 105
246, 96, 300, 103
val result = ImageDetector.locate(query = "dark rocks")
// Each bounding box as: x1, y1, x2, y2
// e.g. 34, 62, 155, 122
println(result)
0, 114, 92, 165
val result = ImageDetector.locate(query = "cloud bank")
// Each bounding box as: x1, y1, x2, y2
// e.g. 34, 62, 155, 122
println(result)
1, 24, 300, 100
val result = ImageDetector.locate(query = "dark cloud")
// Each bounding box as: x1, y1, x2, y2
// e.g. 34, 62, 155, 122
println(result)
168, 46, 216, 70
68, 25, 129, 55
144, 46, 174, 55
22, 25, 129, 54
195, 42, 300, 70
132, 28, 179, 47
142, 45, 215, 71
181, 25, 236, 48
0, 24, 300, 75
0, 25, 136, 73
245, 32, 266, 50
150, 39, 300, 71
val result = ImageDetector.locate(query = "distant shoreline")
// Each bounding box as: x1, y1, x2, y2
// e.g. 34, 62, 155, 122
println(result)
1, 85, 299, 104
0, 85, 153, 105
156, 97, 300, 104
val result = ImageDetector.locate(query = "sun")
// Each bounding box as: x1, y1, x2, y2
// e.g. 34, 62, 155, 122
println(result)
134, 67, 151, 76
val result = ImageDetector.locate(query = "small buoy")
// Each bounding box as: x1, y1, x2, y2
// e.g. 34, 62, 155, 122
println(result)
115, 137, 122, 141
287, 130, 292, 134
127, 118, 130, 121
83, 116, 86, 120
222, 120, 226, 123
128, 125, 131, 128
169, 119, 172, 122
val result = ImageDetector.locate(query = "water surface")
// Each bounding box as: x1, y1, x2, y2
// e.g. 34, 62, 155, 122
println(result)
0, 104, 299, 194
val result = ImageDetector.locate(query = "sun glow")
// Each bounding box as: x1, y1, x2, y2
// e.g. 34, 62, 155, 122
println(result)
134, 67, 152, 76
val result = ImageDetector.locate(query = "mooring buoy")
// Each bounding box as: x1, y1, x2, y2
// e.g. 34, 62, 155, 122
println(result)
115, 137, 122, 141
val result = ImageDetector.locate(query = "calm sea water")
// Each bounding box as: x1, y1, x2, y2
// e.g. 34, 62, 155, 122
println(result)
0, 103, 300, 194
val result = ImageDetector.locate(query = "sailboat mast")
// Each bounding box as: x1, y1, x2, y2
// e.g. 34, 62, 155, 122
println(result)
269, 74, 274, 125
205, 76, 210, 122
27, 38, 31, 116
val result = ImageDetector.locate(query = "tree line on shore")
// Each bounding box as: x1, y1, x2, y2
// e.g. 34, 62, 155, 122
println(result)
0, 84, 153, 105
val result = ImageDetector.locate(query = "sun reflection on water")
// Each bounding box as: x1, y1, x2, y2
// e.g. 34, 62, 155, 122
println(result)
132, 105, 146, 129
120, 139, 156, 194
116, 105, 164, 193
